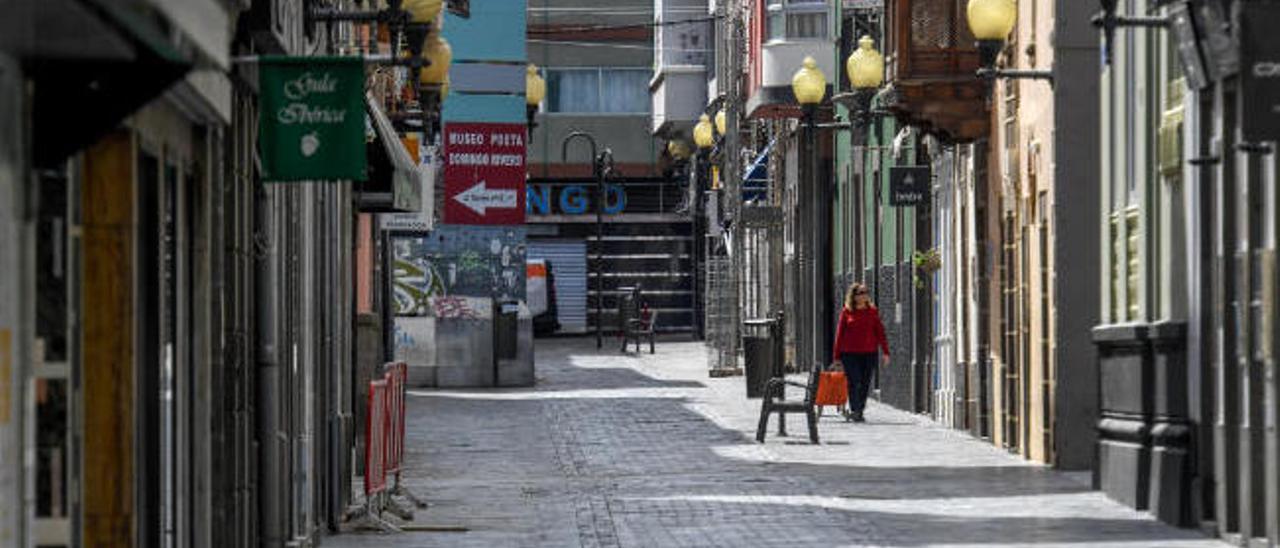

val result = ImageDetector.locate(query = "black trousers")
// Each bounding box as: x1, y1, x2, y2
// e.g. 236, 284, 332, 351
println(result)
840, 352, 878, 414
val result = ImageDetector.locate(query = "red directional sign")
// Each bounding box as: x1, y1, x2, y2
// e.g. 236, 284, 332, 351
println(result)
443, 122, 527, 225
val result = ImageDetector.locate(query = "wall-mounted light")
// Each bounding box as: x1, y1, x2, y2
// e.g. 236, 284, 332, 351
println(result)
1093, 0, 1169, 66
844, 35, 884, 125
667, 140, 691, 161
715, 109, 726, 137
693, 114, 715, 150
966, 0, 1053, 82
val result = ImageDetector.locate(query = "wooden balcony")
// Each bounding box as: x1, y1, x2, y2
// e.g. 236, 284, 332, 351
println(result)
883, 0, 989, 142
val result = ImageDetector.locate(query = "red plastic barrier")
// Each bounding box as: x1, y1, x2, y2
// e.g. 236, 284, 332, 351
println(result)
382, 362, 408, 476
364, 378, 389, 497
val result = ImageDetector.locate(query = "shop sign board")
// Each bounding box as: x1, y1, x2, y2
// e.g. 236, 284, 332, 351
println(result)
889, 166, 930, 206
442, 123, 526, 225
258, 56, 366, 181
1240, 2, 1280, 143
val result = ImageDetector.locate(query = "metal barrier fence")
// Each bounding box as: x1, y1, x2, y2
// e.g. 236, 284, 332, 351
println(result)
383, 362, 426, 510
345, 362, 425, 532
347, 378, 396, 532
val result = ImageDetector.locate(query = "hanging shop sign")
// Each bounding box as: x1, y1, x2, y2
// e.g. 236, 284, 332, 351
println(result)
258, 56, 366, 182
1239, 2, 1280, 143
889, 166, 930, 206
443, 122, 527, 225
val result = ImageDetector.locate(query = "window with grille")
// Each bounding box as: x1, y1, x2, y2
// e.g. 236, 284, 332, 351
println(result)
908, 0, 975, 50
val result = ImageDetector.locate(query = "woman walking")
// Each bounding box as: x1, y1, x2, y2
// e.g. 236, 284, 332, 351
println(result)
832, 283, 890, 422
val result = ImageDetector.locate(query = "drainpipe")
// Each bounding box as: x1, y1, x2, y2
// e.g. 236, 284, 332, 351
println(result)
256, 185, 284, 547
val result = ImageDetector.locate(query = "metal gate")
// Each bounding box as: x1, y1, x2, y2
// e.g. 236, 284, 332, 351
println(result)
526, 241, 589, 334
705, 253, 737, 370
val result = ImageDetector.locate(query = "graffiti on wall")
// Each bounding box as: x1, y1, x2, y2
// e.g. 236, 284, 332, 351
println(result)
392, 225, 526, 316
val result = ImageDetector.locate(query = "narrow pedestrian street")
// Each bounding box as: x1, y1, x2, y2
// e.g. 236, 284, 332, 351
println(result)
328, 338, 1223, 548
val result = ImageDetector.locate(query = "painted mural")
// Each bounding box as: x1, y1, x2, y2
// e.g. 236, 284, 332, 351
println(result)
392, 225, 526, 316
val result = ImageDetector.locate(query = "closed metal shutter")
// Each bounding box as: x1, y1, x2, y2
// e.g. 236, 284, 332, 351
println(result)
527, 240, 588, 333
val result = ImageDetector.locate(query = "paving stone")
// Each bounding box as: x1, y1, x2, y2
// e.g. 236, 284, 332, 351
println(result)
323, 338, 1226, 548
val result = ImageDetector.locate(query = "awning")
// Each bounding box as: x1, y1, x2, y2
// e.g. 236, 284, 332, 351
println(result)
11, 0, 194, 167
356, 95, 427, 213
742, 140, 774, 201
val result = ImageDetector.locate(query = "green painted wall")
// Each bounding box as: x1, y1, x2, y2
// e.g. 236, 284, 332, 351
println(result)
831, 99, 915, 278
831, 9, 915, 284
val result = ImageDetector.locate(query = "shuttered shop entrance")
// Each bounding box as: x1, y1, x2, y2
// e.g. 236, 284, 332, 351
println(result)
527, 241, 589, 334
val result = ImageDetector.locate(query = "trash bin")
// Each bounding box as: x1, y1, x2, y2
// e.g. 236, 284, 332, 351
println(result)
742, 317, 782, 398
494, 300, 519, 360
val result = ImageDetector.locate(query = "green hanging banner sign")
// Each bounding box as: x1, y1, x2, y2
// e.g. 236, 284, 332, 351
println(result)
258, 56, 366, 182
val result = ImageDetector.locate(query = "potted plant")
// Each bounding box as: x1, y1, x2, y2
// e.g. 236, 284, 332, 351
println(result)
912, 248, 942, 288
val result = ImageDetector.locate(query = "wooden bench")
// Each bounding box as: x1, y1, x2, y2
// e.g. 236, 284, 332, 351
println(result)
618, 286, 656, 354
755, 365, 822, 444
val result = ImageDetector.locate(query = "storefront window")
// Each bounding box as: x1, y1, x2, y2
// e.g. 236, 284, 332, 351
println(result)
545, 68, 651, 114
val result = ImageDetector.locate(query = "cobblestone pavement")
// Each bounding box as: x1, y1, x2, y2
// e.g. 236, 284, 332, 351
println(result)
325, 338, 1226, 548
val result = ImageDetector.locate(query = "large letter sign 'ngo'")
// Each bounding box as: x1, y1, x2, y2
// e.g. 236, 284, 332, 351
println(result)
443, 122, 527, 224
259, 56, 366, 182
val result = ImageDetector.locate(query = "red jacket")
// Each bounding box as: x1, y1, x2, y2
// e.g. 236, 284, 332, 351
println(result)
832, 305, 890, 361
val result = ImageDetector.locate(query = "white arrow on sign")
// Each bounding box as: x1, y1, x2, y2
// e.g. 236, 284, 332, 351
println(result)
453, 180, 518, 216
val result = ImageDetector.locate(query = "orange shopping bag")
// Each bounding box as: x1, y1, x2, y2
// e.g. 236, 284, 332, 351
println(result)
814, 371, 848, 406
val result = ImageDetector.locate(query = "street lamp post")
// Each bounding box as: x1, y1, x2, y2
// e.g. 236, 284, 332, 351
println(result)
694, 114, 715, 342
846, 36, 885, 129
792, 56, 827, 370
562, 132, 611, 349
525, 64, 545, 138
844, 36, 885, 292
410, 31, 452, 138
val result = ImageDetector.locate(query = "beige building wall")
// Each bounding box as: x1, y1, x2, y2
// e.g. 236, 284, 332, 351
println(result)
989, 0, 1057, 463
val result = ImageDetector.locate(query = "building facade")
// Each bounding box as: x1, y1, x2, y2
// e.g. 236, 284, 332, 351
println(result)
702, 0, 1101, 471
1094, 0, 1280, 543
1, 0, 450, 545
530, 0, 700, 337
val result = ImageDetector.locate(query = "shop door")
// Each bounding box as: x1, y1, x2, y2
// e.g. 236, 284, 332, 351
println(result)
33, 169, 78, 547
137, 148, 192, 548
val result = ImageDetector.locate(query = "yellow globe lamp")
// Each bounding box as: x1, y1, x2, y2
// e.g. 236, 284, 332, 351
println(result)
667, 140, 690, 160
418, 35, 452, 85
404, 0, 443, 24
791, 56, 827, 106
845, 36, 884, 90
967, 0, 1016, 42
693, 114, 715, 149
714, 109, 726, 136
526, 64, 546, 107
